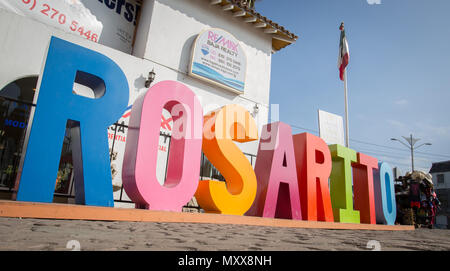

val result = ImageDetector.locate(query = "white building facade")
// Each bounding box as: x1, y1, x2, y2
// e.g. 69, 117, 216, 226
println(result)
0, 0, 297, 208
430, 161, 450, 228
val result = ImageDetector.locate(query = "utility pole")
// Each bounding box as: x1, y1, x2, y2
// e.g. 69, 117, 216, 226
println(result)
391, 134, 432, 172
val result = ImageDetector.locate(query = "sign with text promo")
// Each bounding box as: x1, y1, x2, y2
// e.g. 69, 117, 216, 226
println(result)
189, 28, 247, 94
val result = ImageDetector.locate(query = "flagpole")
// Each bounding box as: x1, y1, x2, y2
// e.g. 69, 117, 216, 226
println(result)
344, 70, 350, 148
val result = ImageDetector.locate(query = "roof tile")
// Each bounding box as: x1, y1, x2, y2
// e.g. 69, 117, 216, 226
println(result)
207, 0, 298, 51
430, 161, 450, 173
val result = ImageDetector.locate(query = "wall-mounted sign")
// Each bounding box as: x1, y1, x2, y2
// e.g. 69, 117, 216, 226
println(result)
189, 28, 247, 94
318, 110, 345, 146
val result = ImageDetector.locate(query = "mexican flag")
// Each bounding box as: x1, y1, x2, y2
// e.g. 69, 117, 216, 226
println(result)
338, 23, 349, 81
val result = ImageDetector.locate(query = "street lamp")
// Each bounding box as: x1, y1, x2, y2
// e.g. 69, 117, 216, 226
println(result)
390, 134, 431, 172
251, 103, 259, 117
144, 68, 156, 88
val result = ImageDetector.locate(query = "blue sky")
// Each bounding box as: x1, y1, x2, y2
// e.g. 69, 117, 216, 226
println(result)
256, 0, 450, 174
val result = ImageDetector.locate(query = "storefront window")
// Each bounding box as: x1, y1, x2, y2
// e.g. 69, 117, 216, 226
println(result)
0, 77, 75, 200
0, 77, 37, 191
54, 122, 75, 196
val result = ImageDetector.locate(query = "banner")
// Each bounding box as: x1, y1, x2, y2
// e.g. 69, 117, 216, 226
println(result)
0, 0, 141, 54
0, 0, 103, 43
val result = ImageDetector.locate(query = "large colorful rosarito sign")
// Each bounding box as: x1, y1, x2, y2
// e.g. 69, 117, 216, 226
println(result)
16, 37, 397, 225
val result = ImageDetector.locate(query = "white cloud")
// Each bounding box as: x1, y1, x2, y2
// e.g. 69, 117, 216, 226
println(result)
367, 0, 382, 4
415, 122, 450, 139
394, 99, 408, 105
387, 119, 408, 129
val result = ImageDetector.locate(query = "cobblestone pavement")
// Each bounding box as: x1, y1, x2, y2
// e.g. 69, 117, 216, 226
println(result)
0, 217, 449, 251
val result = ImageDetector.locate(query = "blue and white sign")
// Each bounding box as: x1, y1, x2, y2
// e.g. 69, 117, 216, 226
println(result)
189, 28, 247, 94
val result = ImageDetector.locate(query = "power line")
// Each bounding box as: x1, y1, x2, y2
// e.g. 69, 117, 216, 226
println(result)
350, 139, 408, 152
269, 119, 436, 171
356, 150, 433, 167
290, 124, 319, 134
353, 146, 443, 161
269, 119, 450, 160
415, 151, 450, 159
269, 118, 319, 134
354, 149, 411, 160
350, 138, 450, 159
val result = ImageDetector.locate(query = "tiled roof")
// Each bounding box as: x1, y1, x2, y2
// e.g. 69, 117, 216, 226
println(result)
207, 0, 298, 52
430, 160, 450, 173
